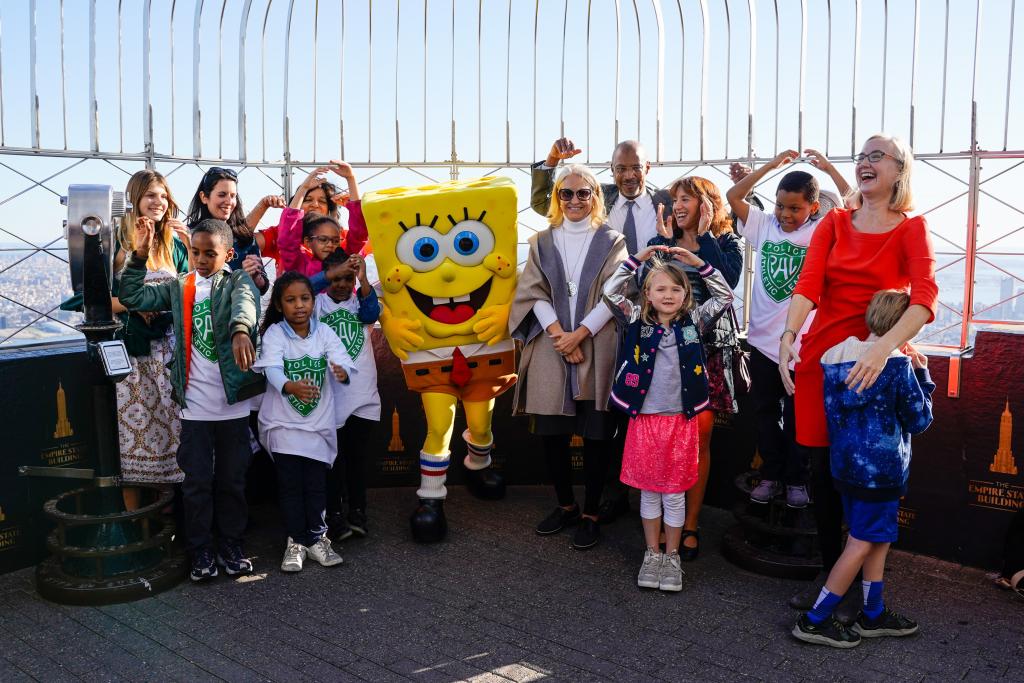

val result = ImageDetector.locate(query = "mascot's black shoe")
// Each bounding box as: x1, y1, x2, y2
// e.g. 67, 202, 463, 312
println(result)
464, 467, 506, 500
410, 499, 447, 543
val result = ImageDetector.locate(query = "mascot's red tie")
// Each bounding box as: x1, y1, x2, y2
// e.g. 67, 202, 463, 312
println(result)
450, 347, 472, 387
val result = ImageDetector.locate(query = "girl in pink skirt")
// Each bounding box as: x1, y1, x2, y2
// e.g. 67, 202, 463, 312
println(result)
603, 216, 734, 591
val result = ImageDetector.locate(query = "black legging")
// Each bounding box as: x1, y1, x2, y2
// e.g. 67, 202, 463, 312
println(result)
326, 415, 376, 515
542, 435, 611, 517
807, 445, 844, 570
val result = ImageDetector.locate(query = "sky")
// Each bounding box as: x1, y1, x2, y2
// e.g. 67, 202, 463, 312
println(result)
0, 0, 1022, 344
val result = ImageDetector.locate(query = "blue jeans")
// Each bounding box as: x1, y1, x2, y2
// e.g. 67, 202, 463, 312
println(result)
274, 452, 328, 547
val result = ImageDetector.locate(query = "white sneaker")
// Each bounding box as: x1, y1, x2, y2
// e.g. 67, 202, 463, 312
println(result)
305, 536, 343, 567
637, 548, 662, 589
659, 551, 683, 592
281, 538, 306, 572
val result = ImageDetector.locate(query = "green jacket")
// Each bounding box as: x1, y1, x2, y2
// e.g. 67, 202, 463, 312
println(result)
117, 253, 266, 409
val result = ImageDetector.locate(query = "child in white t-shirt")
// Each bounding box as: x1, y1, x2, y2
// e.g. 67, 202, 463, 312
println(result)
725, 149, 849, 509
316, 249, 382, 540
255, 272, 355, 572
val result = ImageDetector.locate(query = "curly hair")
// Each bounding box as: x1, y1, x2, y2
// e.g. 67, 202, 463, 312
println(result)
667, 176, 733, 238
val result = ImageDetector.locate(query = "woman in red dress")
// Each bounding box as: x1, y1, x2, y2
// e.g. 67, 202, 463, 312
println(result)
778, 134, 938, 616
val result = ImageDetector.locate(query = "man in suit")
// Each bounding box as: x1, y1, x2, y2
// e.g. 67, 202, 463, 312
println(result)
530, 137, 673, 525
531, 138, 673, 255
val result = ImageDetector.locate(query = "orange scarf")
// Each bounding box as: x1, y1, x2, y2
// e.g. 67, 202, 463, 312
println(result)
182, 272, 196, 387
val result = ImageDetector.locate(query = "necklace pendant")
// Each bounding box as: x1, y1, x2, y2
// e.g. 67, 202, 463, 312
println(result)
567, 280, 578, 297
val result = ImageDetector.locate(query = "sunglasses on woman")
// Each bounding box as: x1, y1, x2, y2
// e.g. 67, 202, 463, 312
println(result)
201, 166, 238, 191
557, 188, 593, 202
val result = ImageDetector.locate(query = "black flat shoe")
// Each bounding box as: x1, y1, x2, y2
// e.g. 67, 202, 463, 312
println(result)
679, 529, 700, 561
571, 518, 600, 550
536, 505, 580, 535
464, 467, 507, 500
597, 494, 631, 525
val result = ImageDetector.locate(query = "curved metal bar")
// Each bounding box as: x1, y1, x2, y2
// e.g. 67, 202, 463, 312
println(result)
560, 0, 568, 138
676, 0, 685, 160
586, 0, 593, 160
218, 0, 228, 159
798, 0, 807, 151
940, 0, 950, 152
771, 0, 779, 156
143, 0, 152, 155
192, 0, 205, 157
238, 0, 253, 161
699, 0, 710, 160
651, 0, 664, 162
825, 0, 832, 154
170, 0, 178, 154
29, 0, 38, 149
614, 0, 622, 148
532, 0, 539, 159
423, 0, 428, 163
971, 0, 984, 107
339, 0, 345, 159
1005, 0, 1017, 151
630, 0, 641, 141
397, 0, 403, 161
59, 0, 67, 149
477, 0, 482, 162
283, 0, 296, 162
261, 0, 273, 162
369, 0, 374, 163
88, 0, 96, 152
881, 0, 888, 131
506, 0, 513, 163
312, 0, 319, 160
723, 0, 731, 160
747, 0, 757, 158
0, 9, 4, 146
910, 0, 920, 146
852, 0, 861, 154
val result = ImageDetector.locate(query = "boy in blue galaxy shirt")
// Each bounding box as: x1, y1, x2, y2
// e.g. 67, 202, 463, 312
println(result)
793, 289, 935, 648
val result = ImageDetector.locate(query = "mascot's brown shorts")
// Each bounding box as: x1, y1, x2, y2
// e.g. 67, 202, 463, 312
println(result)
402, 348, 517, 402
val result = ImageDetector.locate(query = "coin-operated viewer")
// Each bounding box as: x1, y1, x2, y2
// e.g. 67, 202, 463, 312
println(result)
362, 177, 519, 542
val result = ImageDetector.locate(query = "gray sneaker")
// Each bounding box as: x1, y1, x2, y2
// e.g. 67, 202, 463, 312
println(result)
786, 485, 810, 508
281, 538, 306, 572
750, 479, 780, 503
637, 548, 662, 589
305, 536, 344, 567
659, 551, 683, 592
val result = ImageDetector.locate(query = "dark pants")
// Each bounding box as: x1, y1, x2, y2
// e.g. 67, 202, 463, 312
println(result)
542, 435, 611, 517
808, 446, 844, 571
326, 416, 377, 514
177, 417, 252, 553
274, 452, 328, 547
750, 348, 806, 484
604, 412, 630, 502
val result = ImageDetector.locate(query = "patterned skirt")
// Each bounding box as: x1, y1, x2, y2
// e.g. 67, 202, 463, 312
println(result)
117, 272, 184, 484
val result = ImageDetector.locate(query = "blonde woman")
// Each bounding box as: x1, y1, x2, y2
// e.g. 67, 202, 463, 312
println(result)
779, 134, 938, 632
510, 164, 627, 550
113, 170, 191, 506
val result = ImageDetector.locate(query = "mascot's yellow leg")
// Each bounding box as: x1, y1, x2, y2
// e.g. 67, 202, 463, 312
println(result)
421, 392, 458, 456
463, 399, 495, 447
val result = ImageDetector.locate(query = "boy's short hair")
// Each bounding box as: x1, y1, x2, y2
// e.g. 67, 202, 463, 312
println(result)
866, 289, 911, 336
777, 171, 820, 204
322, 247, 349, 271
191, 218, 234, 249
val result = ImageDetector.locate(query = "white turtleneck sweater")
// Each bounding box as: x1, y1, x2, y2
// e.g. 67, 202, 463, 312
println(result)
532, 216, 615, 335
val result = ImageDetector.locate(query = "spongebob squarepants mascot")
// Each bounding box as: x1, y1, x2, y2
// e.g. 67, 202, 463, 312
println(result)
363, 178, 518, 542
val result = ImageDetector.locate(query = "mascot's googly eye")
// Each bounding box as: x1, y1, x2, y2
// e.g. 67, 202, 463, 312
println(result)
445, 220, 495, 267
396, 226, 446, 272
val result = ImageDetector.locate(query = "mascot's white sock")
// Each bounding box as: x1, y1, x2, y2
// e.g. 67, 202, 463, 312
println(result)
462, 429, 493, 471
417, 450, 449, 499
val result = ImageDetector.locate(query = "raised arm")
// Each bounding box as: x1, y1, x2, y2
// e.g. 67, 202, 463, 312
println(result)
805, 148, 853, 200
726, 150, 798, 224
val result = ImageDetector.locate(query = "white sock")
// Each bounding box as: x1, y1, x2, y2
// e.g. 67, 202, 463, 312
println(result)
462, 429, 493, 471
416, 450, 449, 499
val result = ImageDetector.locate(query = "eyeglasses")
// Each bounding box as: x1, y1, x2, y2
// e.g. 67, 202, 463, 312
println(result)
557, 188, 594, 202
853, 151, 900, 164
612, 164, 645, 174
310, 236, 341, 246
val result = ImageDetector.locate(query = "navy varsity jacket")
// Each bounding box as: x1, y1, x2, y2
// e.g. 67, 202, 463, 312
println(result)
603, 255, 733, 418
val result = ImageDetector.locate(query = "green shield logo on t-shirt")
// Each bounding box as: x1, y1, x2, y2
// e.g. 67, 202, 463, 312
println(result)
284, 354, 327, 417
191, 298, 218, 362
320, 308, 365, 360
761, 240, 808, 303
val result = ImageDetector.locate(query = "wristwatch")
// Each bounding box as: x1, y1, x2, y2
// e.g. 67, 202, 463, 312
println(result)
779, 328, 798, 342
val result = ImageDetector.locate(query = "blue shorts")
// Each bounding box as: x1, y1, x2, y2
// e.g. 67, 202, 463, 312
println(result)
841, 495, 899, 543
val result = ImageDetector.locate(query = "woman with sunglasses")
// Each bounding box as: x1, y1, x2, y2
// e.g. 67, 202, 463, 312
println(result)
510, 164, 627, 550
185, 167, 276, 294
778, 134, 937, 623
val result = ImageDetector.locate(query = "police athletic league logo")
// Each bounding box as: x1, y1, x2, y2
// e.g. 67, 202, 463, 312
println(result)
191, 298, 218, 362
284, 355, 327, 417
761, 240, 808, 303
320, 308, 365, 360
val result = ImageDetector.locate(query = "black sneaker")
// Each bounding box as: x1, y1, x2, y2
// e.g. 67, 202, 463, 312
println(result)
853, 608, 919, 638
571, 518, 600, 550
347, 509, 368, 538
216, 543, 254, 575
190, 548, 218, 583
327, 512, 353, 541
535, 505, 580, 535
791, 614, 862, 648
